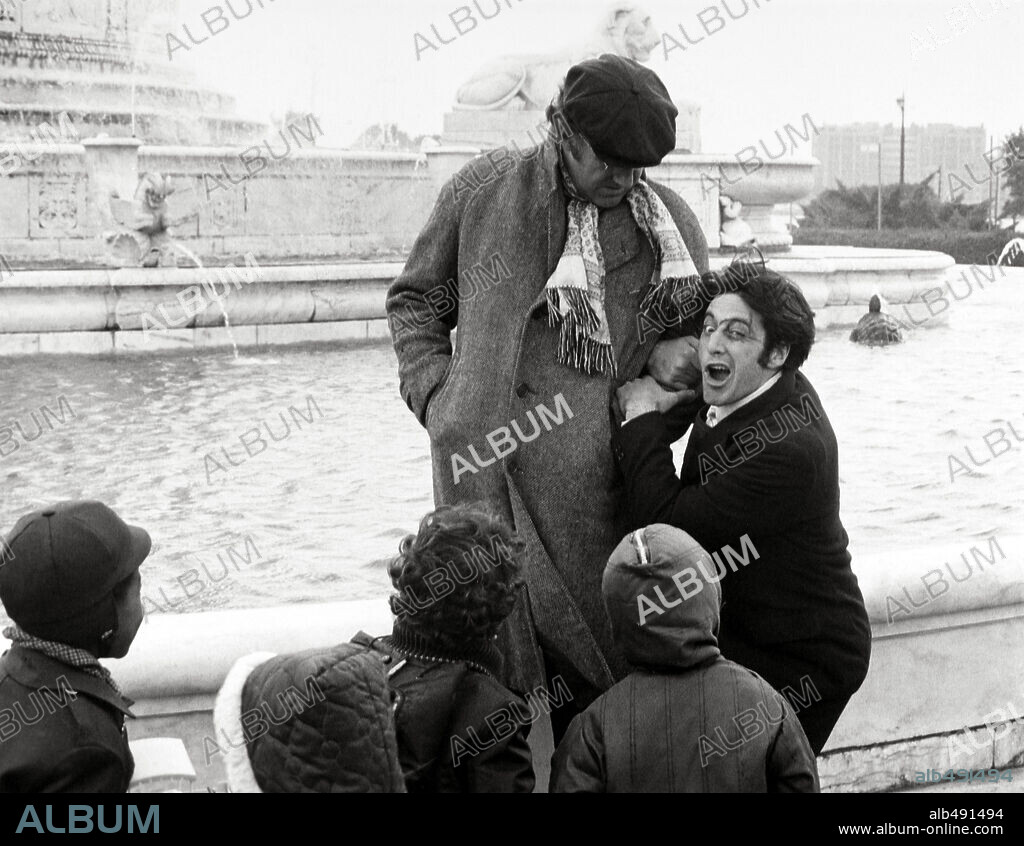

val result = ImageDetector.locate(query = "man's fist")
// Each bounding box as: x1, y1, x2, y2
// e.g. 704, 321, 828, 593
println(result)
646, 336, 701, 390
616, 376, 696, 422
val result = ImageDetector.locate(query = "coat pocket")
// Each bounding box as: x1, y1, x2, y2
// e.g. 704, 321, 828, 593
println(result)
425, 348, 461, 430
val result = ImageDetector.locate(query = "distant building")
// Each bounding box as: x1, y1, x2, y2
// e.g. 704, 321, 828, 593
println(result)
811, 123, 987, 198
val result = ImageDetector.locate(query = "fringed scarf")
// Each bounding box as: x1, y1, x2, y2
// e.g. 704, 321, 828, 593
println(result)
545, 162, 701, 377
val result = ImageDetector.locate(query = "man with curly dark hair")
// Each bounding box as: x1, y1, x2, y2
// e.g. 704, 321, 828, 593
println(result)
374, 503, 536, 792
612, 264, 872, 755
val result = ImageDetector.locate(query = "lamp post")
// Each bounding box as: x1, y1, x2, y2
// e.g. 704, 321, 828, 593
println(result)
861, 141, 882, 230
877, 137, 882, 230
896, 95, 906, 189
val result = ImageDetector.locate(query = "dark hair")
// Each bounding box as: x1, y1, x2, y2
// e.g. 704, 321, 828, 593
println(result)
388, 504, 524, 650
704, 262, 816, 370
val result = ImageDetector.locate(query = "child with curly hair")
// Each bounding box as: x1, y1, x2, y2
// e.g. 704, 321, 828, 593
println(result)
371, 502, 536, 792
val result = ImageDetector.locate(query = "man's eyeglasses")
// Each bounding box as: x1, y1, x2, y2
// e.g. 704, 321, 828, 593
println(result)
700, 318, 761, 344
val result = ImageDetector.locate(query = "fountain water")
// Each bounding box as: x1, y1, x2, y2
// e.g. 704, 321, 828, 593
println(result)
170, 241, 241, 360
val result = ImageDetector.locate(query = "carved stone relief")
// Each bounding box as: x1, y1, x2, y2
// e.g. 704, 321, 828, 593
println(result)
33, 175, 83, 234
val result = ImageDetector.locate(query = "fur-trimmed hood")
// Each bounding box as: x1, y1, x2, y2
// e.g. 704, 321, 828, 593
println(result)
212, 651, 276, 793
212, 644, 406, 793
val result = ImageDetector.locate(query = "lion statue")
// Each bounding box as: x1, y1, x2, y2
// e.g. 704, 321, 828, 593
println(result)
454, 2, 662, 112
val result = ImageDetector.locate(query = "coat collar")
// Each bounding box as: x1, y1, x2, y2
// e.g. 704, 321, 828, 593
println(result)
2, 644, 136, 718
386, 620, 504, 679
543, 140, 567, 279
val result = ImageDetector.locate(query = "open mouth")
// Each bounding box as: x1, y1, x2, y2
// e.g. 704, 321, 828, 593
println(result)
704, 363, 731, 386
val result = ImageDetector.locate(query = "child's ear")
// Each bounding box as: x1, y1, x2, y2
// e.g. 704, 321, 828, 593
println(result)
96, 625, 118, 658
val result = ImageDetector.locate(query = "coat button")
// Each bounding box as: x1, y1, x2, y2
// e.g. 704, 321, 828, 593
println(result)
506, 457, 519, 474
515, 382, 531, 398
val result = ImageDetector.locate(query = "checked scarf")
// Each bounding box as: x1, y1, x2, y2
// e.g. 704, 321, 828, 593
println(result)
545, 160, 701, 377
3, 624, 124, 696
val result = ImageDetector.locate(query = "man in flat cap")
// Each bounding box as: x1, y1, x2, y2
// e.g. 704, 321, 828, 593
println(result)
387, 54, 708, 740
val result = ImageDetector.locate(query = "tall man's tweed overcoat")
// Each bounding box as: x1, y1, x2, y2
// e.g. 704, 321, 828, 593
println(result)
387, 140, 708, 702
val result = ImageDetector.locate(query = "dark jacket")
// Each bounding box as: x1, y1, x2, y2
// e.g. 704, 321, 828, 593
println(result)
550, 524, 819, 793
0, 645, 134, 793
378, 626, 535, 793
387, 140, 709, 701
611, 369, 872, 705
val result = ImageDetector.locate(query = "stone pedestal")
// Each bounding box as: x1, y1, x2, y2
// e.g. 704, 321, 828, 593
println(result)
442, 109, 551, 151
444, 101, 703, 155
715, 157, 818, 250
674, 99, 702, 154
656, 155, 818, 251
649, 156, 720, 250
81, 136, 141, 233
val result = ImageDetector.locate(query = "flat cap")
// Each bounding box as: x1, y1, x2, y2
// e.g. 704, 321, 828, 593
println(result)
0, 500, 150, 647
562, 54, 678, 168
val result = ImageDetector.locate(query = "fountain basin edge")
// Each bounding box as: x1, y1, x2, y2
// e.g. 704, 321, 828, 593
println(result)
0, 248, 956, 356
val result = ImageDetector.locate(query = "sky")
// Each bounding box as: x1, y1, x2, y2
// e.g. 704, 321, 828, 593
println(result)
168, 0, 1024, 152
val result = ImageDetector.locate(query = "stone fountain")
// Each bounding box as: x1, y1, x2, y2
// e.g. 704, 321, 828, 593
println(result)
0, 0, 954, 354
0, 0, 264, 144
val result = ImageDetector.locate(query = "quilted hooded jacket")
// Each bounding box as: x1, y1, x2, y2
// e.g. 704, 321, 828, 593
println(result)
213, 644, 406, 793
550, 524, 819, 793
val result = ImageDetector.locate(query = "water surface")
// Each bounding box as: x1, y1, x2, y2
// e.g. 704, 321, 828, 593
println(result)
1, 268, 1020, 617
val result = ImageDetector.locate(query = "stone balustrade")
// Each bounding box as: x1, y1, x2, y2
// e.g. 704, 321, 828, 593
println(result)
0, 141, 441, 264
